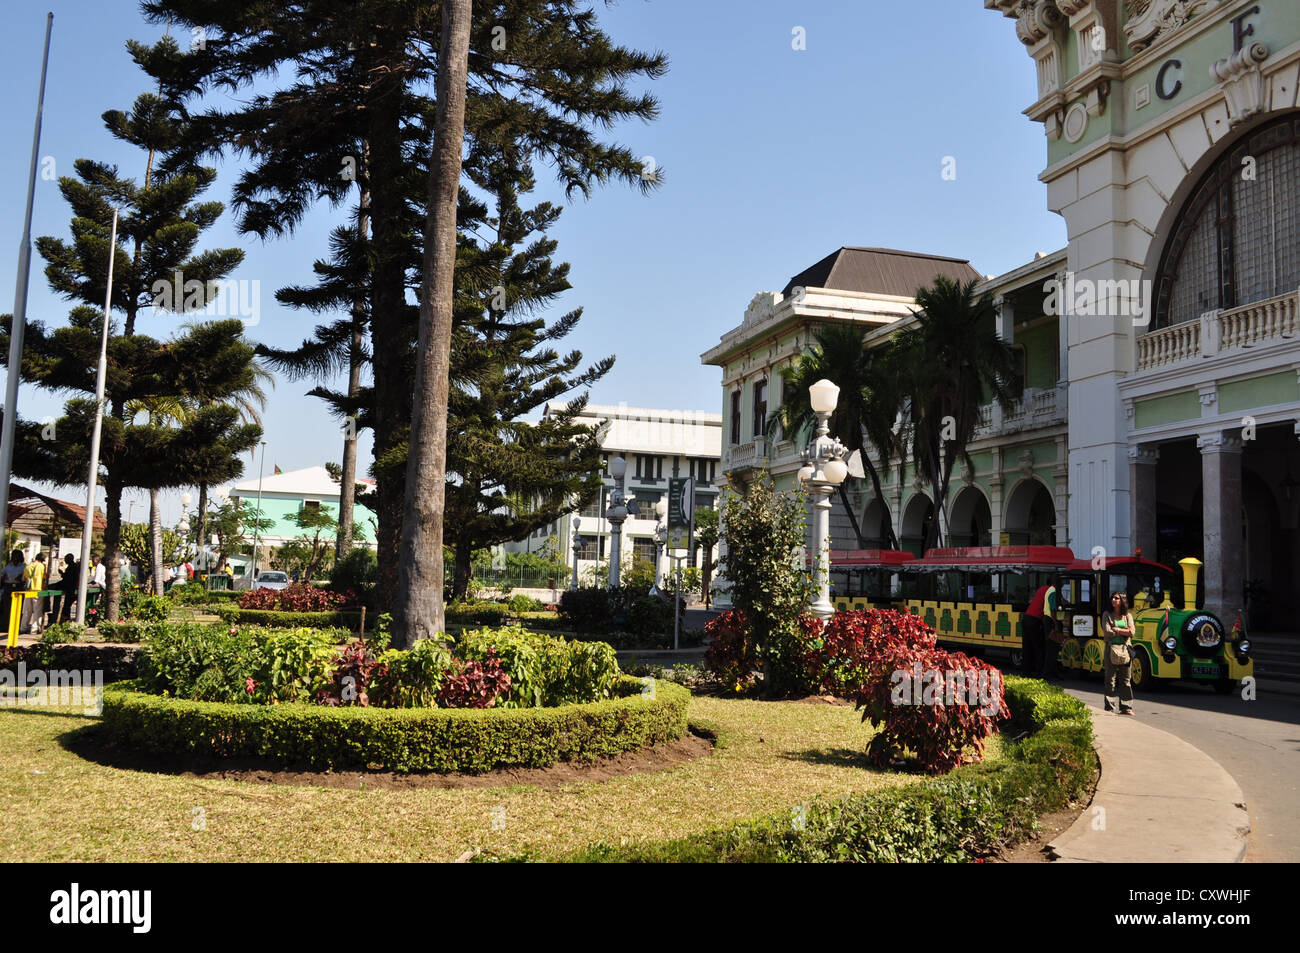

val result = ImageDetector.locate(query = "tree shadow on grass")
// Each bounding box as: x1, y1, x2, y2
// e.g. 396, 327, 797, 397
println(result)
779, 746, 874, 770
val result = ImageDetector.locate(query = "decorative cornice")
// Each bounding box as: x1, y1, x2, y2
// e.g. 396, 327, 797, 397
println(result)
1016, 0, 1063, 46
1124, 0, 1221, 54
1128, 445, 1160, 465
1197, 431, 1243, 454
1211, 41, 1271, 127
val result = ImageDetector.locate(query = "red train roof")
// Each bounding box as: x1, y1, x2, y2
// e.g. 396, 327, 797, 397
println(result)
825, 549, 915, 567
1065, 555, 1176, 574
914, 545, 1077, 568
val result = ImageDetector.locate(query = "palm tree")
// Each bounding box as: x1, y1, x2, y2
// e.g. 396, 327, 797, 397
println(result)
892, 277, 1022, 551
126, 396, 193, 594
767, 324, 903, 548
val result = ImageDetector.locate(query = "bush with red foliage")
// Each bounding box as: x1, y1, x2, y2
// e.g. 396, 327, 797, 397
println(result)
805, 610, 1008, 774
703, 610, 752, 688
238, 582, 354, 612
315, 639, 388, 707
436, 650, 511, 709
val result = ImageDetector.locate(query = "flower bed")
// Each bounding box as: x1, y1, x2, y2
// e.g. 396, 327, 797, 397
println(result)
99, 675, 689, 773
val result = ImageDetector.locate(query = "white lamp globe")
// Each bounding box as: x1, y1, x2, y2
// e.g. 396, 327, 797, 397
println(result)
609, 455, 627, 479
572, 516, 582, 531
181, 492, 193, 508
797, 464, 815, 484
823, 459, 849, 485
655, 498, 667, 518
808, 379, 840, 414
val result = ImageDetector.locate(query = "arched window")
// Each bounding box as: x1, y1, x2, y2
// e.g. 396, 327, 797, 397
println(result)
1155, 115, 1300, 329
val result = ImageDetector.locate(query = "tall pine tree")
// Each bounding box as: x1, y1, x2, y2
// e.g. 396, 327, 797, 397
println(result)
138, 0, 666, 611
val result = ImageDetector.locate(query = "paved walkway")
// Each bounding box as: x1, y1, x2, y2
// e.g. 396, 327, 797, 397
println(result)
1049, 704, 1250, 863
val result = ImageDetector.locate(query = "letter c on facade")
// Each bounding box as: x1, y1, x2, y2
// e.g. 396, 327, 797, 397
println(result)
1156, 59, 1183, 100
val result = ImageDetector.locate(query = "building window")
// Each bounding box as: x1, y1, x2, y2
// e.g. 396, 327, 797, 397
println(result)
1155, 115, 1300, 328
752, 379, 768, 438
730, 390, 742, 445
301, 500, 321, 515
694, 492, 714, 513
631, 537, 656, 563
573, 536, 596, 560
633, 490, 661, 519
580, 487, 604, 519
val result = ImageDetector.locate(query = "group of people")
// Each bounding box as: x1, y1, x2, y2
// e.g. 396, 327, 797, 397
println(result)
1, 549, 108, 634
1021, 577, 1136, 716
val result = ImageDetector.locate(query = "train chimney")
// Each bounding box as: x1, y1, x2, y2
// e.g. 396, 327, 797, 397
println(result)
1178, 557, 1203, 610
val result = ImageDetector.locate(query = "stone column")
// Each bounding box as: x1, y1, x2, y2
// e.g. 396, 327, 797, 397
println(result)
1128, 445, 1159, 558
993, 296, 1015, 433
1197, 431, 1244, 617
989, 448, 1005, 543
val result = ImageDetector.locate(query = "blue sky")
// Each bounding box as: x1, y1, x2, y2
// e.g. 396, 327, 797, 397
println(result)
0, 0, 1066, 526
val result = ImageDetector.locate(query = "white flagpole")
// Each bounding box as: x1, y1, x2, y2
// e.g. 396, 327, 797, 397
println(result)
76, 208, 118, 625
0, 12, 54, 549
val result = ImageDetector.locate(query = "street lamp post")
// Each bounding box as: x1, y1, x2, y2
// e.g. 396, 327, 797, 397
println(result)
570, 516, 582, 590
654, 497, 668, 590
606, 456, 628, 589
250, 441, 267, 583
797, 379, 850, 621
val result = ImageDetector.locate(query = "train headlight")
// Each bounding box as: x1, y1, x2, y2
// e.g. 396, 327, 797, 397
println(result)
1163, 636, 1177, 651
1236, 639, 1251, 655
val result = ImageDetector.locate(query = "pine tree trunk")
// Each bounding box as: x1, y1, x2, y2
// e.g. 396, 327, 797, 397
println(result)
102, 483, 123, 623
367, 53, 409, 613
336, 168, 370, 561
453, 542, 472, 602
197, 483, 208, 569
391, 0, 472, 648
149, 488, 164, 595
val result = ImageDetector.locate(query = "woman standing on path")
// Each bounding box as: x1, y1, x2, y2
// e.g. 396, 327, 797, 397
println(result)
1102, 591, 1136, 715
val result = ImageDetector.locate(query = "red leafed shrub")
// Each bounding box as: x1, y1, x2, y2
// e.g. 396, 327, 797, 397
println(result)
436, 650, 511, 709
704, 610, 752, 689
238, 583, 353, 612
315, 640, 388, 707
808, 610, 1009, 774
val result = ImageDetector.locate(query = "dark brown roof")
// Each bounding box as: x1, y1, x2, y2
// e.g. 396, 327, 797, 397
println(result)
6, 484, 107, 533
781, 247, 981, 298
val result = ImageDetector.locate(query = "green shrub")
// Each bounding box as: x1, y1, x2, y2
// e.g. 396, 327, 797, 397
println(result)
331, 547, 378, 594
557, 676, 1095, 863
168, 582, 210, 606
96, 620, 153, 643
454, 626, 619, 708
445, 602, 509, 627
507, 594, 543, 615
558, 587, 613, 633
132, 594, 172, 623
137, 623, 339, 705
371, 640, 455, 708
100, 676, 689, 773
627, 596, 673, 638
213, 605, 363, 631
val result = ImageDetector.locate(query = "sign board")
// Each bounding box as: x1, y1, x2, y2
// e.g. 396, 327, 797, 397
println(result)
667, 477, 694, 551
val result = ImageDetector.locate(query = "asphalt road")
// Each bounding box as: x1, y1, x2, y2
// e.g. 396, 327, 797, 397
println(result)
1063, 677, 1300, 863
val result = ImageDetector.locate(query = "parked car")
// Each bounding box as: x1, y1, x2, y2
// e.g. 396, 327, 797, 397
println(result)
253, 570, 291, 592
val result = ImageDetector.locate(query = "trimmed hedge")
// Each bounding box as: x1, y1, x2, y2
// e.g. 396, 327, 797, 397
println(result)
548, 675, 1095, 862
99, 675, 689, 774
213, 605, 364, 631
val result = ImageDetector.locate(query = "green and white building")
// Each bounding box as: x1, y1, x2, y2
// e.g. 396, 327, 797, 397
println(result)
229, 465, 375, 564
702, 1, 1300, 623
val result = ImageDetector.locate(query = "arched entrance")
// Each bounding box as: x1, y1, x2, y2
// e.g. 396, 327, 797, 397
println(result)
1004, 479, 1055, 546
948, 485, 991, 547
861, 496, 893, 548
900, 493, 933, 557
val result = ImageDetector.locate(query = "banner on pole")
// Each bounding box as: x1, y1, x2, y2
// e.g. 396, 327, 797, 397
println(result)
667, 477, 694, 552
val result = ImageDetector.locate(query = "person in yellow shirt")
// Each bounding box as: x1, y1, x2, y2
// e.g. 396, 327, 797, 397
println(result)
21, 553, 47, 635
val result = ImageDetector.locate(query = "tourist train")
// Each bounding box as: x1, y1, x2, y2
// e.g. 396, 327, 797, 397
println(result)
828, 545, 1253, 694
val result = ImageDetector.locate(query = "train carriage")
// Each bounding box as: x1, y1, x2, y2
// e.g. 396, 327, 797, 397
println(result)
827, 545, 1253, 692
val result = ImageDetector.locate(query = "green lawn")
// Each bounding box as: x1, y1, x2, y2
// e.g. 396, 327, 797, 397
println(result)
0, 692, 1007, 862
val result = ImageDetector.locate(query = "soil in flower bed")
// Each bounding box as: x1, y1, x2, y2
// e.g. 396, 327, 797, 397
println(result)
64, 723, 715, 791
